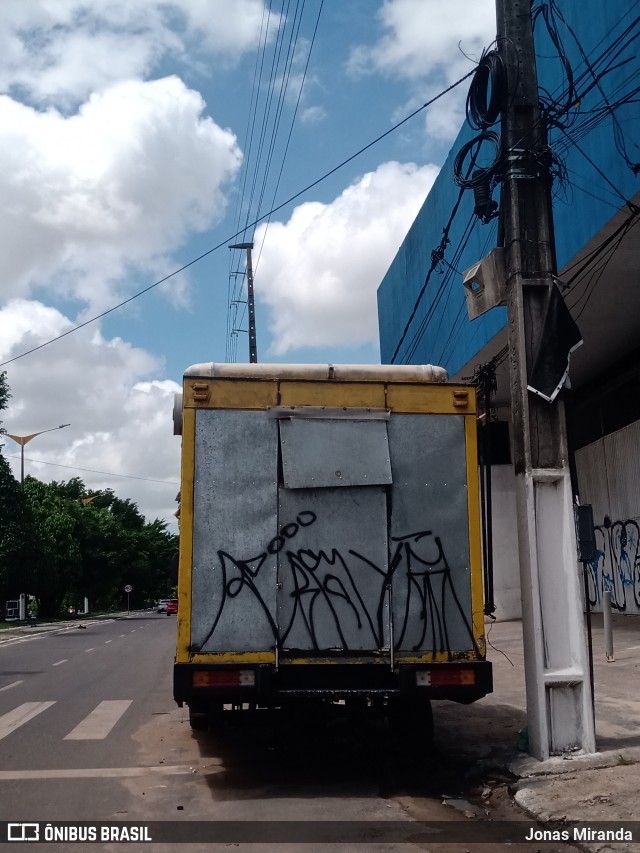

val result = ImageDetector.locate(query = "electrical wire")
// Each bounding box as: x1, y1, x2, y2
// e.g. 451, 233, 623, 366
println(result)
406, 8, 640, 375
544, 0, 640, 172
466, 49, 507, 130
389, 187, 467, 365
1, 453, 179, 485
453, 131, 502, 189
229, 0, 321, 359
226, 0, 280, 361
564, 206, 640, 315
572, 215, 640, 321
435, 219, 499, 367
555, 124, 639, 212
0, 67, 475, 370
254, 0, 325, 280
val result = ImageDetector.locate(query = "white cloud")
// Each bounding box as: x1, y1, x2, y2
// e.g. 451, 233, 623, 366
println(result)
0, 76, 242, 311
348, 0, 495, 140
349, 0, 495, 80
301, 105, 327, 126
0, 0, 278, 106
253, 160, 439, 355
0, 299, 181, 528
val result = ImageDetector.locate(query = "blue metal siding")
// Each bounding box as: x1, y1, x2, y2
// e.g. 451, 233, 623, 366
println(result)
378, 2, 639, 373
542, 3, 640, 269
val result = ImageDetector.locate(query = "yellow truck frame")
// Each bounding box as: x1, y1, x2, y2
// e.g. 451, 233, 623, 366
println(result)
173, 363, 492, 731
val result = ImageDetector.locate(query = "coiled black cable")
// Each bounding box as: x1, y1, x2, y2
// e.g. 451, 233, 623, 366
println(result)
466, 50, 507, 130
453, 131, 502, 189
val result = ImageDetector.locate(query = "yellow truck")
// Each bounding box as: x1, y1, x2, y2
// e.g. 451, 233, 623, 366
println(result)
173, 363, 492, 734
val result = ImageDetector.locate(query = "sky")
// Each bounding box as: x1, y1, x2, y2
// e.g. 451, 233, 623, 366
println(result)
0, 0, 495, 531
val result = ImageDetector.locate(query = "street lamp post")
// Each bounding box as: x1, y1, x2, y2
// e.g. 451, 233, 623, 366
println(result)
6, 423, 71, 484
4, 423, 71, 621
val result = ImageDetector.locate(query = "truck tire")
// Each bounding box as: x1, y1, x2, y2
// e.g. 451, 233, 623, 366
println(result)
188, 705, 208, 731
389, 696, 434, 751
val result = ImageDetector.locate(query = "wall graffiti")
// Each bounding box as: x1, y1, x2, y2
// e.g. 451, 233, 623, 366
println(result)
586, 518, 640, 613
195, 512, 476, 658
390, 532, 479, 655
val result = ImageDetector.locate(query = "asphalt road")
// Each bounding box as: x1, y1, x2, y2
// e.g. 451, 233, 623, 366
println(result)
0, 614, 185, 823
0, 614, 581, 852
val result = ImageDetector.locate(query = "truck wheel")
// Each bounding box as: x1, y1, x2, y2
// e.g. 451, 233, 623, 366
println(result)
389, 697, 434, 751
188, 705, 208, 731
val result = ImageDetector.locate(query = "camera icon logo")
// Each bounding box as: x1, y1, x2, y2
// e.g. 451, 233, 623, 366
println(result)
8, 823, 40, 842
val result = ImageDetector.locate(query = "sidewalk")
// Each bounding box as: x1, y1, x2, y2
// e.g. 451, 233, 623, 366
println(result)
436, 614, 640, 850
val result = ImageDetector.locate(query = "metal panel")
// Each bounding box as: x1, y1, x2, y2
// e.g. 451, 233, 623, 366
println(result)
268, 406, 390, 420
387, 414, 475, 654
191, 410, 278, 652
575, 422, 640, 615
605, 420, 640, 522
279, 418, 392, 489
277, 487, 389, 652
575, 440, 610, 525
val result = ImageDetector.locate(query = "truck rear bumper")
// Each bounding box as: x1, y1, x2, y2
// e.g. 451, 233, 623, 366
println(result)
174, 660, 492, 707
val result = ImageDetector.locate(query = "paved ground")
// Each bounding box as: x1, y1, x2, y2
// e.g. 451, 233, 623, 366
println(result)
3, 610, 639, 850
472, 613, 640, 852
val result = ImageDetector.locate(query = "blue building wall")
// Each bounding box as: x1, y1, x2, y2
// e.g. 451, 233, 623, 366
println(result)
378, 2, 640, 373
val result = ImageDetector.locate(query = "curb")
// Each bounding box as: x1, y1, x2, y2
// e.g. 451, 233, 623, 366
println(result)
510, 746, 640, 779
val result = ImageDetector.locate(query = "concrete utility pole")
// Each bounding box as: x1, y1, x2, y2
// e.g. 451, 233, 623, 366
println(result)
496, 0, 595, 759
229, 242, 258, 363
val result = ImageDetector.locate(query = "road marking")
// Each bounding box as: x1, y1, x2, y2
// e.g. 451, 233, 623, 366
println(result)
64, 700, 133, 741
0, 681, 24, 692
104, 640, 112, 644
0, 634, 49, 648
84, 648, 95, 653
0, 621, 118, 650
626, 645, 640, 651
120, 634, 126, 638
0, 702, 56, 741
0, 765, 196, 780
52, 659, 68, 667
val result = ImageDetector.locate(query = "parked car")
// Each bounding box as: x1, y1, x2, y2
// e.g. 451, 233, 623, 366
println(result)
157, 599, 170, 613
166, 599, 179, 616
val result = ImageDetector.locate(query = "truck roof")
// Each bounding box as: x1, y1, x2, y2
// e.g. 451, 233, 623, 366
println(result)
183, 363, 448, 383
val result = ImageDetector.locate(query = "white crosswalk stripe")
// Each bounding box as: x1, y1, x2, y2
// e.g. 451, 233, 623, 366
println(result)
0, 702, 56, 741
64, 700, 133, 740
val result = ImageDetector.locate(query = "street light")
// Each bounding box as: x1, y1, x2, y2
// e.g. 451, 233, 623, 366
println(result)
6, 423, 71, 484
4, 423, 71, 622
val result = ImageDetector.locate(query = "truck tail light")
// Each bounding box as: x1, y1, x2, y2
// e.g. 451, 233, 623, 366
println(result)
193, 669, 255, 688
416, 668, 475, 687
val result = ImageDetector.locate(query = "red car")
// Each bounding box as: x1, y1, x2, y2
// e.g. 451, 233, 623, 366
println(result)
166, 599, 178, 615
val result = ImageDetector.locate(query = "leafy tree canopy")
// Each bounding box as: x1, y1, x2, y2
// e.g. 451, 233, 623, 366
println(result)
0, 376, 177, 618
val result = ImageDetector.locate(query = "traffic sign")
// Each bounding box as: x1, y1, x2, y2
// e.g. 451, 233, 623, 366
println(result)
124, 584, 132, 593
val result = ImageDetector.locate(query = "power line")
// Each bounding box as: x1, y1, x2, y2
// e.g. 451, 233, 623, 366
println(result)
403, 213, 477, 365
228, 0, 322, 360
0, 67, 474, 370
254, 0, 324, 279
1, 452, 179, 485
564, 206, 640, 318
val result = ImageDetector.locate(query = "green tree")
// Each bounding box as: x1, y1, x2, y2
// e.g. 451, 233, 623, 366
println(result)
23, 478, 82, 617
0, 371, 10, 416
0, 455, 32, 606
0, 388, 178, 618
0, 373, 35, 610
